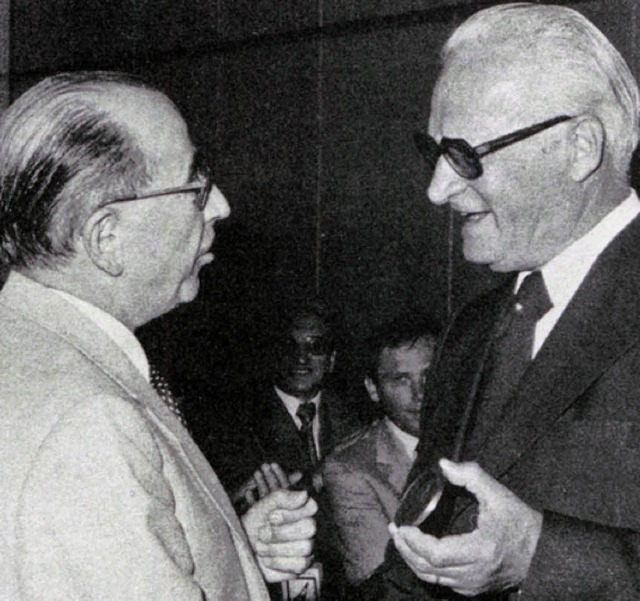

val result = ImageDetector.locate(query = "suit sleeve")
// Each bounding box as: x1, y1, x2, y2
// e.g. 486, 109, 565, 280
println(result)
16, 395, 206, 601
322, 456, 395, 585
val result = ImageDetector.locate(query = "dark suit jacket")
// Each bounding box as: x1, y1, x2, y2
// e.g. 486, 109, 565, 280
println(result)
363, 213, 640, 600
207, 384, 362, 492
202, 383, 364, 600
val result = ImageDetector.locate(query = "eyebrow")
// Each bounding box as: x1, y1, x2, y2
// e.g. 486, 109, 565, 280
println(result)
189, 150, 207, 183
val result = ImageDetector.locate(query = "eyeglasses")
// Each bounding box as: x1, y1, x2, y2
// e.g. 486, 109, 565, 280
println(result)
278, 336, 330, 358
101, 152, 213, 211
414, 115, 573, 180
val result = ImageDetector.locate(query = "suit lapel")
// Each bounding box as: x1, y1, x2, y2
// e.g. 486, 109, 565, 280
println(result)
478, 214, 640, 478
375, 421, 413, 496
413, 278, 513, 478
251, 388, 306, 461
1, 275, 254, 550
318, 393, 333, 457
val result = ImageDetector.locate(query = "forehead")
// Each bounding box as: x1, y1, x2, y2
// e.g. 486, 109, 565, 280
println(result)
290, 315, 326, 337
100, 86, 194, 178
378, 338, 433, 373
429, 57, 550, 139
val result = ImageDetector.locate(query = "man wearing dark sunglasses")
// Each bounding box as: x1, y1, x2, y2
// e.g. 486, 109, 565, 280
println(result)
0, 72, 317, 600
204, 300, 364, 600
362, 3, 640, 601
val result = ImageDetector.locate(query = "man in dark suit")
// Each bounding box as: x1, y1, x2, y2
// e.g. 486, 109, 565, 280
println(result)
323, 316, 440, 586
212, 300, 362, 500
207, 300, 364, 599
362, 3, 640, 600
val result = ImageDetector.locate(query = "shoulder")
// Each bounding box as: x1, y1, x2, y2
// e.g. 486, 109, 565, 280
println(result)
324, 420, 384, 468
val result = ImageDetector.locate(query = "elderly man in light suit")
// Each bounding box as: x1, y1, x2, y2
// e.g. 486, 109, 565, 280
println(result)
0, 71, 316, 600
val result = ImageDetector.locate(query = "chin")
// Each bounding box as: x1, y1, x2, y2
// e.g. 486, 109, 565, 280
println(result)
177, 277, 201, 305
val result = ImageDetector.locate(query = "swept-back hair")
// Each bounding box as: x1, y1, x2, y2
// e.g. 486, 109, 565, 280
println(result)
365, 313, 442, 382
442, 3, 640, 177
0, 71, 155, 269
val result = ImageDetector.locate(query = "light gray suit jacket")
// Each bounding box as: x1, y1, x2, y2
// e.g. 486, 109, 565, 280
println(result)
0, 273, 269, 600
322, 419, 413, 585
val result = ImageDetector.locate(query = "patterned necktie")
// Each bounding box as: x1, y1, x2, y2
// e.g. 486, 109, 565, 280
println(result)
296, 401, 318, 467
149, 364, 189, 429
468, 270, 553, 454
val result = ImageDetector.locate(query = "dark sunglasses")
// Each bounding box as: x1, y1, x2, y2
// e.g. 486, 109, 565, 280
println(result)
277, 336, 330, 358
414, 115, 573, 180
101, 150, 213, 211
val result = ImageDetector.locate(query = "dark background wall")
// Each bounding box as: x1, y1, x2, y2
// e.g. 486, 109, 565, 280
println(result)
9, 0, 640, 401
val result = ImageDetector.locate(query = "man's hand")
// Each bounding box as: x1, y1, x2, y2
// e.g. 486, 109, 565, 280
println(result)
233, 463, 303, 508
242, 488, 317, 582
389, 459, 543, 597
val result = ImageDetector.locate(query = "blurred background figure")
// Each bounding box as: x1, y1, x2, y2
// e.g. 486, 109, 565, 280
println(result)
323, 315, 441, 586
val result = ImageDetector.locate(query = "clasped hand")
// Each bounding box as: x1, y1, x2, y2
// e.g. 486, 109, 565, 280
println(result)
242, 488, 318, 582
389, 459, 543, 597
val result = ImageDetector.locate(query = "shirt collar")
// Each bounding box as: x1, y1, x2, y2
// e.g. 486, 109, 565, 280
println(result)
274, 385, 322, 414
384, 417, 419, 460
516, 191, 640, 310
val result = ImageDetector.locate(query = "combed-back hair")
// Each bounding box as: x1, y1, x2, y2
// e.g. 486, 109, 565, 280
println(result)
0, 71, 156, 269
441, 3, 640, 177
365, 313, 443, 382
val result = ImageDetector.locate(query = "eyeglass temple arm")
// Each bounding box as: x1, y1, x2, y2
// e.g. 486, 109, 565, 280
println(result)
474, 115, 573, 158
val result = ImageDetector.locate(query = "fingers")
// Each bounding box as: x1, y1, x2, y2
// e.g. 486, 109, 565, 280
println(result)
396, 526, 478, 567
264, 488, 318, 518
288, 470, 304, 487
258, 553, 314, 581
270, 463, 291, 488
260, 515, 316, 544
251, 462, 298, 500
244, 488, 257, 508
254, 538, 314, 559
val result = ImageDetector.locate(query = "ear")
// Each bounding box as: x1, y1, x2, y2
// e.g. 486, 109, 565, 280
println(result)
81, 208, 124, 276
364, 375, 380, 404
568, 115, 605, 182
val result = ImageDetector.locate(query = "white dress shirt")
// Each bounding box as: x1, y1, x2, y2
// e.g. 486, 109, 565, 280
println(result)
516, 191, 640, 358
385, 417, 419, 462
275, 386, 322, 457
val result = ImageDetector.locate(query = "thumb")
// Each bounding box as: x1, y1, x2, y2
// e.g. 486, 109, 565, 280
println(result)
260, 488, 309, 513
439, 458, 494, 500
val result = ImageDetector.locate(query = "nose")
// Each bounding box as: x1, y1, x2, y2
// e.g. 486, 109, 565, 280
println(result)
295, 346, 311, 364
427, 156, 467, 206
203, 185, 231, 223
410, 376, 426, 403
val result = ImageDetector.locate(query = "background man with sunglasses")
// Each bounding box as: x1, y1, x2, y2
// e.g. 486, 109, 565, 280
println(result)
205, 300, 363, 599
0, 71, 317, 600
361, 3, 640, 600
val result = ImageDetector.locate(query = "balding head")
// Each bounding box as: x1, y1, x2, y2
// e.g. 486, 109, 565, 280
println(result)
0, 72, 164, 269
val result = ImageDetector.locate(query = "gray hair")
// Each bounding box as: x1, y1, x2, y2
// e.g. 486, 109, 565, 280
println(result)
0, 71, 156, 269
442, 3, 640, 177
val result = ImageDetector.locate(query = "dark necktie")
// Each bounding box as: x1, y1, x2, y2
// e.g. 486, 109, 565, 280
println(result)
468, 270, 553, 454
296, 401, 318, 467
149, 364, 189, 429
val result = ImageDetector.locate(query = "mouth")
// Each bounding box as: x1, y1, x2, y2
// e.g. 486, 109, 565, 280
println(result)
460, 210, 490, 223
290, 367, 312, 375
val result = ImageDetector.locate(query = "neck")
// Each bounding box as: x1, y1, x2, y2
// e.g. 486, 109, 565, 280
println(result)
18, 266, 138, 331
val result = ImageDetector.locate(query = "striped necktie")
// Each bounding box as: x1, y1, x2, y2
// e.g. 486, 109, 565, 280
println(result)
296, 401, 318, 467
